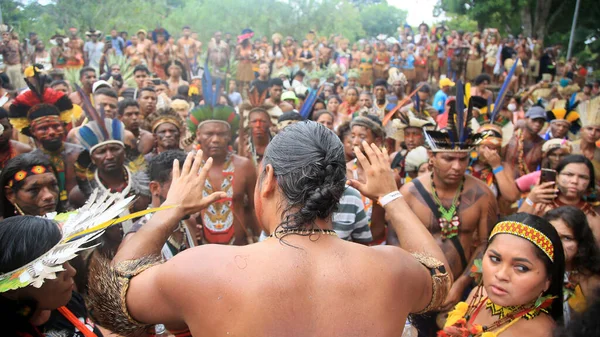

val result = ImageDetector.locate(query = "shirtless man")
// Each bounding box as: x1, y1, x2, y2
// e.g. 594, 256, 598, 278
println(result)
0, 29, 26, 90
88, 121, 451, 337
264, 78, 294, 112
193, 117, 259, 244
177, 26, 198, 71
117, 98, 153, 154
397, 126, 498, 336
66, 27, 84, 68
69, 67, 97, 106
133, 30, 152, 65
207, 31, 230, 78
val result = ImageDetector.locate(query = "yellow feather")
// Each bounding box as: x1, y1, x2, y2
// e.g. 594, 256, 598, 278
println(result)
9, 117, 30, 131
63, 205, 176, 242
464, 83, 471, 106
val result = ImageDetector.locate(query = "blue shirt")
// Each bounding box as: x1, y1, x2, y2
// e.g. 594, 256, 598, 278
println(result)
433, 90, 448, 113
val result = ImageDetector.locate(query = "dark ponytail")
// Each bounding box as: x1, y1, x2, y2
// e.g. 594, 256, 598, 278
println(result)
262, 121, 346, 238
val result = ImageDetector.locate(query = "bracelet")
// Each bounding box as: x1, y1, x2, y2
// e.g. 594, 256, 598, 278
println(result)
378, 191, 403, 207
525, 197, 534, 206
492, 165, 504, 174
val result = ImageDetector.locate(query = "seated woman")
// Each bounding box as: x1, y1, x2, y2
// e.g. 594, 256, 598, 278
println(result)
544, 206, 600, 324
0, 153, 62, 219
440, 213, 565, 337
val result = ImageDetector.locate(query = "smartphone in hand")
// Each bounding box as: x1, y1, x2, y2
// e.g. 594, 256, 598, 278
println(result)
539, 168, 557, 185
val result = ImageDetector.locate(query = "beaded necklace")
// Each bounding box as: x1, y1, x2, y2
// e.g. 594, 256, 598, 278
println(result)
440, 285, 554, 337
430, 172, 465, 239
516, 129, 530, 176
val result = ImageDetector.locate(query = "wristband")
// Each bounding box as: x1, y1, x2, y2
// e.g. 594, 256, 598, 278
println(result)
378, 191, 403, 207
492, 165, 504, 174
525, 197, 534, 206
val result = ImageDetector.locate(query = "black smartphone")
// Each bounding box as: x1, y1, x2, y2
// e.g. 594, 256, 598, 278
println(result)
539, 169, 557, 184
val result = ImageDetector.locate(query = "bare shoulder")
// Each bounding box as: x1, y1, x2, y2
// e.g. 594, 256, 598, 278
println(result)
10, 139, 32, 153
507, 313, 554, 337
66, 127, 80, 144
232, 153, 254, 169
465, 175, 495, 203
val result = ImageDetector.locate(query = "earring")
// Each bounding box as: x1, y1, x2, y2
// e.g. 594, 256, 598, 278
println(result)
13, 202, 25, 216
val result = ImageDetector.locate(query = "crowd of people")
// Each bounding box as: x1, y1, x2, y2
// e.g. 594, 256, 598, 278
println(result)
0, 21, 600, 337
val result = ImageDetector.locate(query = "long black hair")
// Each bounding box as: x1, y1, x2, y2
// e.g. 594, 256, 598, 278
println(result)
0, 216, 62, 336
0, 153, 64, 218
488, 213, 565, 321
544, 206, 600, 275
261, 121, 346, 237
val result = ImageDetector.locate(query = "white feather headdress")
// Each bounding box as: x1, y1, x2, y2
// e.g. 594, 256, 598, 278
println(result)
0, 190, 168, 292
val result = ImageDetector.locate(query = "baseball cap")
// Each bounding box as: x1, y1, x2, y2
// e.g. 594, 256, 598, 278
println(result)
92, 80, 111, 93
439, 78, 455, 88
282, 91, 299, 105
525, 106, 547, 120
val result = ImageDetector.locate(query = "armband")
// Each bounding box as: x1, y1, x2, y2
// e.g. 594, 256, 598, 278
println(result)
411, 253, 452, 314
492, 165, 504, 174
525, 197, 534, 206
87, 255, 162, 336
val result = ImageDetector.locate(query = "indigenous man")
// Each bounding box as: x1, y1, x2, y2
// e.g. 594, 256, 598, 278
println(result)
388, 111, 436, 186
49, 33, 69, 69
66, 27, 85, 68
388, 68, 408, 107
264, 78, 293, 112
9, 69, 83, 202
87, 122, 451, 337
70, 117, 150, 226
397, 99, 498, 336
187, 103, 259, 245
137, 87, 158, 126
207, 31, 230, 80
149, 28, 172, 80
136, 29, 153, 64
0, 108, 31, 172
543, 105, 581, 140
69, 67, 97, 106
242, 107, 273, 166
502, 106, 545, 178
66, 87, 119, 143
177, 26, 199, 73
0, 26, 26, 90
145, 108, 185, 162
133, 65, 152, 89
117, 98, 154, 154
572, 96, 600, 189
165, 60, 189, 94
371, 79, 393, 120
125, 150, 197, 260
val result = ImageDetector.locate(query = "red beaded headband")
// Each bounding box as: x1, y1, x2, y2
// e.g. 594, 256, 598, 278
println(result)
490, 221, 554, 262
7, 165, 52, 188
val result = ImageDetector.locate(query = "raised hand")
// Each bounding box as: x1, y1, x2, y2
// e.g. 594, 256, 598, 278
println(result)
347, 141, 398, 201
164, 150, 227, 216
527, 181, 558, 204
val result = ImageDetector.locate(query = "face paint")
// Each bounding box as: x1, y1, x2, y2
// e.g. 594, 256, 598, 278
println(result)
30, 116, 64, 151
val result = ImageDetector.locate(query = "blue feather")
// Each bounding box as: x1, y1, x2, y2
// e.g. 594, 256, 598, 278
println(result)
569, 93, 577, 110
299, 86, 323, 119
491, 58, 519, 122
456, 81, 465, 142
111, 118, 122, 143
202, 59, 214, 106
213, 77, 221, 108
415, 92, 420, 113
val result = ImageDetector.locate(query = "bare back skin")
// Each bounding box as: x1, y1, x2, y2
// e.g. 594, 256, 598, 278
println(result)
132, 238, 425, 336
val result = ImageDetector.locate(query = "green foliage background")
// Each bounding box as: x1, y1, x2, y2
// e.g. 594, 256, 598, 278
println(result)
1, 0, 406, 44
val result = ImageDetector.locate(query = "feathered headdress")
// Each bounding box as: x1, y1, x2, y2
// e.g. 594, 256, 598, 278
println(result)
385, 110, 436, 142
9, 65, 82, 135
405, 146, 429, 173
0, 190, 169, 292
147, 107, 185, 134
546, 93, 581, 134
577, 95, 600, 128
388, 68, 407, 86
425, 81, 487, 152
187, 60, 238, 136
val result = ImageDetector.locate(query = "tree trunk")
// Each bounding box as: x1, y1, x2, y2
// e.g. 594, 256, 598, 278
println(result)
533, 0, 553, 41
521, 3, 533, 37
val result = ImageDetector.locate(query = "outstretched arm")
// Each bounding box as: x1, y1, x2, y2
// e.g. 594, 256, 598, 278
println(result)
87, 151, 226, 335
348, 142, 452, 313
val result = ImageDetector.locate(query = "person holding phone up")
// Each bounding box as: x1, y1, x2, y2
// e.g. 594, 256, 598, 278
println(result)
519, 154, 600, 246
